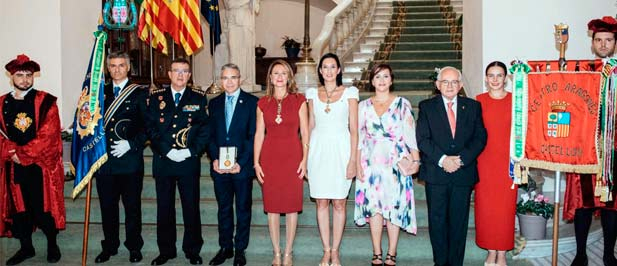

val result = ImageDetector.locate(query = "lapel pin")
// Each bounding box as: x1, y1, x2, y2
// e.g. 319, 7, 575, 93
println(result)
462, 105, 465, 110
239, 99, 243, 104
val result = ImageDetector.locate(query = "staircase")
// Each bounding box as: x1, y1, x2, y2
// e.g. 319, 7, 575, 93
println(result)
340, 0, 462, 108
0, 144, 535, 265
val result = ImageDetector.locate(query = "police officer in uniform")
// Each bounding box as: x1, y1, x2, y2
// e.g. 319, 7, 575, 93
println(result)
94, 52, 148, 264
145, 58, 209, 265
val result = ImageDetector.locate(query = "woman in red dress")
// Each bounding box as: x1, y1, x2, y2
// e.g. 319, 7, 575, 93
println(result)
254, 60, 309, 266
474, 61, 516, 266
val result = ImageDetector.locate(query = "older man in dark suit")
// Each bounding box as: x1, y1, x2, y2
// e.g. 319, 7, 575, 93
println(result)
416, 66, 487, 266
206, 63, 258, 266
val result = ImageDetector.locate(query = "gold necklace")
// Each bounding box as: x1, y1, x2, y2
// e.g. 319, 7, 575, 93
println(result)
324, 87, 336, 113
275, 93, 288, 124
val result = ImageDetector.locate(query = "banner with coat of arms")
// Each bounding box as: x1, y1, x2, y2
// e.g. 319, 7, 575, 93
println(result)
510, 60, 605, 177
70, 28, 108, 199
523, 71, 601, 172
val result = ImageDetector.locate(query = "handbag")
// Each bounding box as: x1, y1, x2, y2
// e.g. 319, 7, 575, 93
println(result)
397, 155, 417, 176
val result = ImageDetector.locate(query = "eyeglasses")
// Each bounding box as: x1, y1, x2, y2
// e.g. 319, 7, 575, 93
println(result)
221, 76, 240, 81
439, 80, 460, 87
171, 69, 190, 75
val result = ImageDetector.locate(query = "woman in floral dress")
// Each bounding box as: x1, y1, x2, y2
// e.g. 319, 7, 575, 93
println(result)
354, 64, 420, 266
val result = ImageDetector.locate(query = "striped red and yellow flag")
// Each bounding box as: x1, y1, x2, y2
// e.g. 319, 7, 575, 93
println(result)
137, 0, 170, 54
158, 0, 204, 55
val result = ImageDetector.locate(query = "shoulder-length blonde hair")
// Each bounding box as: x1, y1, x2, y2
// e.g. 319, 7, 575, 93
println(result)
265, 59, 298, 97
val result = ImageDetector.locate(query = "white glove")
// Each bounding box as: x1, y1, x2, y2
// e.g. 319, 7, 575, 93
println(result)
177, 148, 191, 160
166, 149, 185, 162
110, 140, 130, 158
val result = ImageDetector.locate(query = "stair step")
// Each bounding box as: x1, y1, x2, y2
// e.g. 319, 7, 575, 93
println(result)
359, 43, 380, 53
397, 33, 458, 42
391, 69, 439, 80
387, 41, 456, 50
389, 25, 452, 34
4, 223, 508, 265
375, 59, 461, 70
391, 18, 448, 26
378, 6, 442, 12
392, 12, 445, 20
384, 50, 461, 60
66, 196, 468, 229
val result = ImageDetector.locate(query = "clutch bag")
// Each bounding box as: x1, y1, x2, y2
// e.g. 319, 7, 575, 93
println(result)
397, 156, 415, 176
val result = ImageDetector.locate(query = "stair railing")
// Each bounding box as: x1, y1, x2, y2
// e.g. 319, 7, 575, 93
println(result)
439, 0, 462, 56
312, 0, 376, 61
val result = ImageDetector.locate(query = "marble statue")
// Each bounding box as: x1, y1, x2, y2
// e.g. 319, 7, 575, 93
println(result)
225, 0, 260, 91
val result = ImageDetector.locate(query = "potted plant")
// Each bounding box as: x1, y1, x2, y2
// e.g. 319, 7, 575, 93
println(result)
516, 184, 555, 240
281, 36, 301, 58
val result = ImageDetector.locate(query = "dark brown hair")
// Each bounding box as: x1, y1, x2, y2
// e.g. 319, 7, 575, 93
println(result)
369, 64, 394, 91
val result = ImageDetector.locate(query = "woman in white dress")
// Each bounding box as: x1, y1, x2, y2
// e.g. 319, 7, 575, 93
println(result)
306, 53, 358, 266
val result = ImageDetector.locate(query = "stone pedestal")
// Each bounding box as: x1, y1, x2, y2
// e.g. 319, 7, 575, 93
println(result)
294, 62, 318, 94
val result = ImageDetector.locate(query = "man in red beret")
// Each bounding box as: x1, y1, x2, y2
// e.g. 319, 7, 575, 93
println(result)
565, 16, 617, 266
590, 16, 617, 59
0, 54, 65, 265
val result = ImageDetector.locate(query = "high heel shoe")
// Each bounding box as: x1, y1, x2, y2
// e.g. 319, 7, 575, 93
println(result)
319, 248, 330, 266
330, 248, 341, 266
371, 253, 383, 266
283, 252, 293, 266
384, 253, 396, 266
272, 252, 282, 266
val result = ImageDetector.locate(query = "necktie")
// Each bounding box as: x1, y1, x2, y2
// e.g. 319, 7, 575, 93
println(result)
447, 102, 456, 137
225, 95, 234, 132
113, 86, 120, 98
174, 92, 181, 106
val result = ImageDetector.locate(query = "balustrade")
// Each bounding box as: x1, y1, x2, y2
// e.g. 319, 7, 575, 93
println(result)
312, 0, 377, 61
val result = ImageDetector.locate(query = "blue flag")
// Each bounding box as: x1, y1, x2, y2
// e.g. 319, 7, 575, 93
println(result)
201, 0, 221, 55
70, 28, 108, 199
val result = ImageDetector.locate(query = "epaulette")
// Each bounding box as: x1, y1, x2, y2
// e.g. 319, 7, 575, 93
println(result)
149, 84, 166, 95
191, 86, 206, 96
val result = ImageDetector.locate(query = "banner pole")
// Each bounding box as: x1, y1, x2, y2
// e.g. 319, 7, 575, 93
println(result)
552, 171, 561, 266
81, 182, 93, 266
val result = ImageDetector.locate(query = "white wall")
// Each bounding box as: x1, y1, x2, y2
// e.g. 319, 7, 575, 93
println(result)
256, 0, 331, 58
463, 0, 617, 97
0, 1, 62, 120
0, 0, 99, 127
60, 0, 101, 125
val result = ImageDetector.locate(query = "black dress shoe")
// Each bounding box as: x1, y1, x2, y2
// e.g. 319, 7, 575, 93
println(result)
571, 254, 588, 266
151, 254, 176, 265
604, 254, 617, 266
95, 250, 118, 263
129, 250, 143, 263
209, 248, 234, 265
6, 248, 35, 265
187, 253, 203, 265
233, 251, 247, 266
47, 244, 61, 263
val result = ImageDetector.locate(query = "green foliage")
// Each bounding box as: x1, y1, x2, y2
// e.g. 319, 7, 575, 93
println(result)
61, 130, 72, 142
516, 190, 554, 219
281, 36, 301, 49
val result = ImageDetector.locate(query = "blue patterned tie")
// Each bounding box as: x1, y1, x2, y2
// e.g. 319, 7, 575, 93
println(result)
174, 92, 181, 106
113, 86, 120, 98
225, 95, 234, 132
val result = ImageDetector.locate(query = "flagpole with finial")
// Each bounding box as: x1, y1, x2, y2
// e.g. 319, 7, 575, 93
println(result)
79, 14, 108, 266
